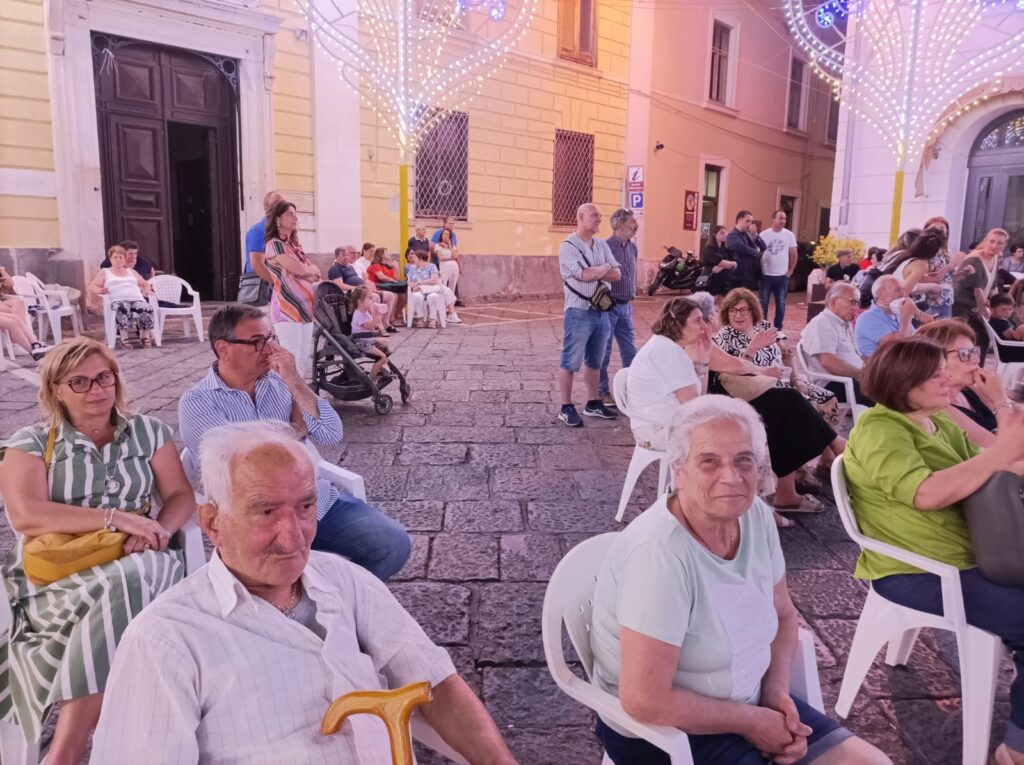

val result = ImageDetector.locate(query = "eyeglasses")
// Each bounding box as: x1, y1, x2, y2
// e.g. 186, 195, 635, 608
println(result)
946, 346, 982, 363
728, 306, 753, 315
63, 371, 118, 394
222, 333, 278, 353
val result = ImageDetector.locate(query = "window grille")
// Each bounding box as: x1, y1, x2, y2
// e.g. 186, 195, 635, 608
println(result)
552, 129, 594, 227
415, 111, 469, 220
977, 112, 1024, 151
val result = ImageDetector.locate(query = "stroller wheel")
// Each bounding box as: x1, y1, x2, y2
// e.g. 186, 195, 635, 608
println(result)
373, 393, 394, 415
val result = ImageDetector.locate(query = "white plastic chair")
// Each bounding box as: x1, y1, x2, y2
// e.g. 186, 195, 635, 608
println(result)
149, 275, 204, 343
0, 518, 204, 764
982, 320, 1024, 388
0, 329, 15, 370
611, 368, 669, 522
542, 532, 825, 765
101, 293, 161, 349
21, 272, 83, 345
830, 455, 1006, 765
796, 339, 866, 422
406, 289, 446, 328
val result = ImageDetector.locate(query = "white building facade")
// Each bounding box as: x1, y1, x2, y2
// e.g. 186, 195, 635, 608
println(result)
829, 5, 1024, 251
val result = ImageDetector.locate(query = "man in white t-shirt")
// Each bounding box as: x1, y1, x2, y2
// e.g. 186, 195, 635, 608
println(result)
758, 210, 798, 337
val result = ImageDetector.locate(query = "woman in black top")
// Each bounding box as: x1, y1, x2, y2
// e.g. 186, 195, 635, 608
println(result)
700, 225, 738, 300
916, 320, 1011, 446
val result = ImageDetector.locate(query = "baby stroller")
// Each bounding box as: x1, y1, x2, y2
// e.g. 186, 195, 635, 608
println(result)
311, 281, 411, 415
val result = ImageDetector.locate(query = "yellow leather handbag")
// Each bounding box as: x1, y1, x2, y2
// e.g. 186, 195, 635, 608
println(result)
22, 428, 129, 586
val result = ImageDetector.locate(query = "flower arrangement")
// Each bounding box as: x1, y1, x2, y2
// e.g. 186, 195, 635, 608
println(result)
812, 234, 866, 268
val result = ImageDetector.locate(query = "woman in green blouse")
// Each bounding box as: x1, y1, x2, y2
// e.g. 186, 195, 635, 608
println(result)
0, 337, 194, 763
844, 335, 1024, 765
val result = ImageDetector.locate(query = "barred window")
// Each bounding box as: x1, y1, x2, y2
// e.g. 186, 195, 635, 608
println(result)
552, 129, 594, 227
415, 111, 469, 220
709, 22, 731, 104
558, 0, 597, 67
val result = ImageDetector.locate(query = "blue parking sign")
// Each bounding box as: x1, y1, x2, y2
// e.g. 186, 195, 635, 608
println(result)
629, 191, 644, 210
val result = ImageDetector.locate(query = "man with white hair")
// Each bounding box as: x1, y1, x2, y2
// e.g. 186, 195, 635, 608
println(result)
853, 274, 924, 357
558, 202, 622, 427
90, 421, 517, 765
799, 282, 873, 405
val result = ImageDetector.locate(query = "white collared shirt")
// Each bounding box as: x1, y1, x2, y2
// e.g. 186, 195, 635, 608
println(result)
90, 551, 456, 764
800, 308, 863, 381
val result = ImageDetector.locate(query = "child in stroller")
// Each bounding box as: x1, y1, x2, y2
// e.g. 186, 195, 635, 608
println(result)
311, 281, 411, 415
350, 286, 390, 383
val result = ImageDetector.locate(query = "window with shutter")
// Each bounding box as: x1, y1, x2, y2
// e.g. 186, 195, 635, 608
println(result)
558, 0, 597, 67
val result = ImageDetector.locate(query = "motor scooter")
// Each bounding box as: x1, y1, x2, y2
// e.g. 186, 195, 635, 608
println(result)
647, 246, 703, 296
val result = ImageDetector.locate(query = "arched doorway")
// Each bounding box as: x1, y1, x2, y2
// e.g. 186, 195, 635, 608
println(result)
962, 109, 1024, 250
92, 33, 241, 299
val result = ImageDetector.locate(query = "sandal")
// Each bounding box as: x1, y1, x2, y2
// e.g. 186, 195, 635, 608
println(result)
773, 511, 796, 528
141, 337, 154, 349
795, 472, 823, 495
773, 495, 825, 514
117, 336, 134, 351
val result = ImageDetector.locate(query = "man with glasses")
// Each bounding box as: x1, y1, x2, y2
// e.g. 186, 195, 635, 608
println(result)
800, 282, 874, 406
178, 304, 410, 581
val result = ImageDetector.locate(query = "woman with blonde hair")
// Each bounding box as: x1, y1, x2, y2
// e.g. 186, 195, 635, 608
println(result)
0, 337, 194, 763
87, 244, 156, 349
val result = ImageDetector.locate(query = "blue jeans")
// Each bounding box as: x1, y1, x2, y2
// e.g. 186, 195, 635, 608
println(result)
560, 307, 611, 372
599, 302, 638, 396
595, 695, 851, 765
311, 494, 411, 581
759, 275, 789, 330
874, 568, 1024, 750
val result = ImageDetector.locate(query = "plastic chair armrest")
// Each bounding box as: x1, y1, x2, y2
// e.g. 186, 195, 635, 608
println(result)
558, 675, 693, 762
856, 536, 961, 580
40, 288, 71, 307
171, 518, 207, 574
317, 460, 367, 502
791, 629, 825, 712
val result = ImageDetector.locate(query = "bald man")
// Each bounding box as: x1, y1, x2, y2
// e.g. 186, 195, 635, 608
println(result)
557, 203, 622, 427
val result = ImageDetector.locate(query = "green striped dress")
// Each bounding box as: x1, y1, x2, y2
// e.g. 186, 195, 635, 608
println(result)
0, 412, 185, 742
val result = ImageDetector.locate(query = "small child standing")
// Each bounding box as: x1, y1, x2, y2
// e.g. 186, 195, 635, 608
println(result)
350, 286, 390, 381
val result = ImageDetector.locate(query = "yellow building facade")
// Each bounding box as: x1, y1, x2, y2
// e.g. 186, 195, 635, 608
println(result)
0, 0, 832, 299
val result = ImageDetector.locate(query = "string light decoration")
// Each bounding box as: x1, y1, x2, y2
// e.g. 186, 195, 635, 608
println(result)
787, 0, 1024, 242
294, 0, 537, 250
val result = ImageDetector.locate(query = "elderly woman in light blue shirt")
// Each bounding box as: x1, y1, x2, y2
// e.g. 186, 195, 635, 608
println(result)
406, 250, 457, 327
589, 396, 891, 765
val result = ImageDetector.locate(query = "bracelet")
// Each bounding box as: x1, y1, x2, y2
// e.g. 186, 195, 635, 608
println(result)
103, 508, 118, 532
994, 400, 1015, 415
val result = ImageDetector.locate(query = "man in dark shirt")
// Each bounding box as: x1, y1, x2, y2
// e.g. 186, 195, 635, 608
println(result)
825, 250, 861, 287
328, 245, 399, 329
599, 208, 639, 407
407, 226, 432, 255
100, 240, 155, 279
725, 210, 763, 291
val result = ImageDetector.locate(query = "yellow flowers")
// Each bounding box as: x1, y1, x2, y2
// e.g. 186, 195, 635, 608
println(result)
813, 234, 866, 268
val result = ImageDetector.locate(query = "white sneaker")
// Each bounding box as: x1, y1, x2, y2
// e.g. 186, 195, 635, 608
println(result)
447, 313, 462, 324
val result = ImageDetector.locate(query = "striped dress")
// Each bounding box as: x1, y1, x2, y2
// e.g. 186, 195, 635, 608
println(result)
0, 413, 184, 742
265, 238, 315, 323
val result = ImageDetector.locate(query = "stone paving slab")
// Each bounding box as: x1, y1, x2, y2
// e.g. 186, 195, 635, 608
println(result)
0, 295, 1010, 764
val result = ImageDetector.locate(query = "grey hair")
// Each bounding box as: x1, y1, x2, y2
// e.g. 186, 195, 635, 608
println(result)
610, 208, 634, 230
871, 274, 899, 299
688, 291, 716, 321
826, 282, 858, 304
666, 395, 769, 469
198, 421, 315, 510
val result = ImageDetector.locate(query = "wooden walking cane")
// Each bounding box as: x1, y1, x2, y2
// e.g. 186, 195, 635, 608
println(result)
321, 681, 433, 765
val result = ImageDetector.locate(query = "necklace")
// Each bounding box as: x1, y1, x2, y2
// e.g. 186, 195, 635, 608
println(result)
671, 495, 738, 558
274, 581, 303, 618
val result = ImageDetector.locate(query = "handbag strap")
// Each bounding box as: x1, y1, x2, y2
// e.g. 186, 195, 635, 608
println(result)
44, 426, 57, 472
563, 239, 605, 301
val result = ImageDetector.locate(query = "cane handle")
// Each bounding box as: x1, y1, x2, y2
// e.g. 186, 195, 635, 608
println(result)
321, 681, 433, 765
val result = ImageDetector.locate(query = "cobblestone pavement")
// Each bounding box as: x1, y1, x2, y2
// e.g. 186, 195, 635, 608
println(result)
0, 294, 1012, 764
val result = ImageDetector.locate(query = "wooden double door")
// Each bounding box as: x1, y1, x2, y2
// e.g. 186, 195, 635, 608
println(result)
93, 34, 240, 299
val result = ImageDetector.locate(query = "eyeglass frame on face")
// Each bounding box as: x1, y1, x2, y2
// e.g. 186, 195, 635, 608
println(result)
946, 346, 982, 363
221, 333, 278, 353
62, 370, 118, 394
728, 305, 753, 315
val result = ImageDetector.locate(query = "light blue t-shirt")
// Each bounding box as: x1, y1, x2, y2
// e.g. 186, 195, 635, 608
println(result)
590, 495, 785, 736
408, 263, 439, 283
853, 302, 901, 357
244, 220, 264, 273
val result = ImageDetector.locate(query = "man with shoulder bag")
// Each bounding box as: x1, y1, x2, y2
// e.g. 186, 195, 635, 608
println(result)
557, 203, 622, 427
237, 190, 283, 306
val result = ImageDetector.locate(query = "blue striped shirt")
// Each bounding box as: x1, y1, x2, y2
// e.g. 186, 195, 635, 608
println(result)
178, 364, 344, 519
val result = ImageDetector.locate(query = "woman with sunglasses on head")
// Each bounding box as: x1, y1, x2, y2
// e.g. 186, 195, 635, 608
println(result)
0, 337, 194, 764
916, 319, 1009, 447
